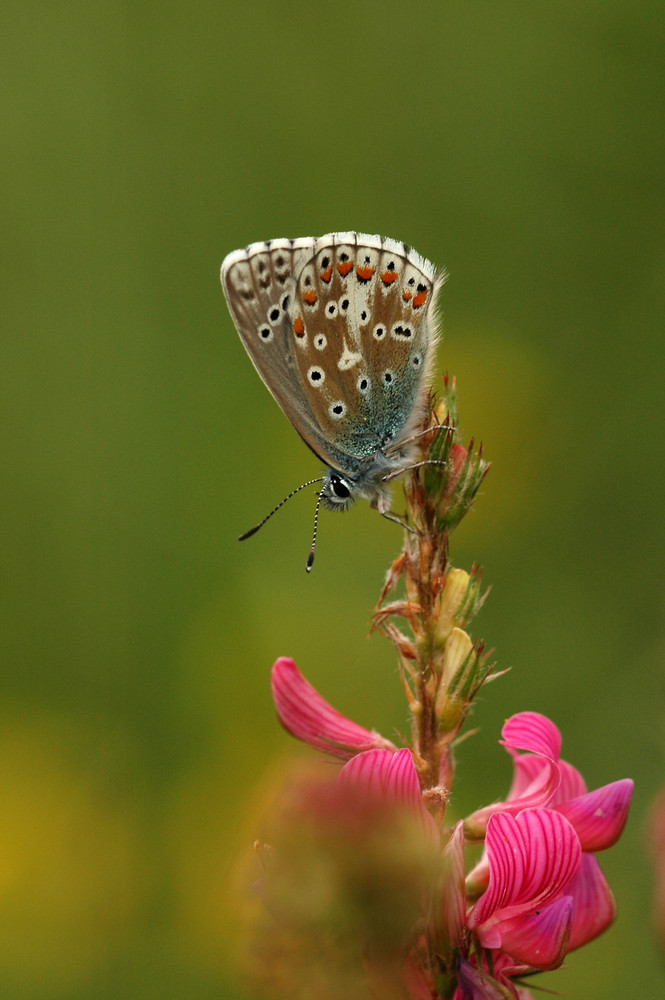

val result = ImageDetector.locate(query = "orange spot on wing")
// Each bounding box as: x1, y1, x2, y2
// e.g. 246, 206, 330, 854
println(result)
337, 260, 354, 277
356, 265, 375, 281
412, 290, 428, 308
321, 265, 333, 283
303, 290, 318, 305
380, 271, 399, 285
402, 290, 412, 301
293, 316, 305, 337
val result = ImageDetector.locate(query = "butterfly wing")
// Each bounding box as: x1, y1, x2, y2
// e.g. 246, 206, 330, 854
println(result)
221, 233, 445, 475
290, 233, 445, 463
221, 238, 336, 465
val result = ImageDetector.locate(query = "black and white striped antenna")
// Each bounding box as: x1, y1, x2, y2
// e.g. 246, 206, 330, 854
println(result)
238, 476, 325, 541
306, 487, 326, 573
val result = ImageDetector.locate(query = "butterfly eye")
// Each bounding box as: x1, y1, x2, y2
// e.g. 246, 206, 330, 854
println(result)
268, 306, 281, 323
411, 353, 422, 368
326, 302, 338, 318
259, 325, 273, 342
373, 324, 386, 341
307, 366, 325, 386
357, 375, 370, 394
314, 334, 327, 350
392, 324, 412, 340
330, 475, 351, 499
382, 370, 395, 385
328, 401, 347, 420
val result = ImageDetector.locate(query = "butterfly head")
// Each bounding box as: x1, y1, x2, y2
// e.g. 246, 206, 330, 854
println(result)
319, 471, 356, 512
318, 461, 397, 514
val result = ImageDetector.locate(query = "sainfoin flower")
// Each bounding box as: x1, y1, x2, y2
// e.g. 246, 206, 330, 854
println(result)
265, 658, 633, 999
240, 397, 632, 1000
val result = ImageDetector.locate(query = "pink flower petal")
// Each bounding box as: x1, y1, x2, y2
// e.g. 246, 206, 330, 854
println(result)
339, 748, 438, 840
469, 809, 581, 934
439, 822, 466, 952
557, 778, 634, 852
271, 657, 396, 759
500, 714, 562, 811
554, 759, 587, 802
505, 753, 547, 801
501, 712, 562, 761
497, 895, 574, 970
510, 809, 582, 906
566, 854, 617, 950
469, 814, 526, 934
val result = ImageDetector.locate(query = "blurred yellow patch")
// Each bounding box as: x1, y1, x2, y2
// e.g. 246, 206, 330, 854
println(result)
0, 714, 143, 995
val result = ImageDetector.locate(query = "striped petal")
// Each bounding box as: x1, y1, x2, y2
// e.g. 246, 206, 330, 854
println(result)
469, 809, 581, 938
497, 895, 574, 970
339, 748, 438, 840
501, 712, 562, 761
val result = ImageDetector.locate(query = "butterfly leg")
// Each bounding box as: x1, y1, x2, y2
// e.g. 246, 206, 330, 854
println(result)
382, 459, 447, 484
383, 424, 455, 457
373, 494, 419, 535
382, 511, 419, 534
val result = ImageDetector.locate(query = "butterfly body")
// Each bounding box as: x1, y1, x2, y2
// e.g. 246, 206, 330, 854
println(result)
221, 232, 445, 516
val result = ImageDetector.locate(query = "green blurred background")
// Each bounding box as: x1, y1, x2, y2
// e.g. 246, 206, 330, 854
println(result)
3, 2, 664, 997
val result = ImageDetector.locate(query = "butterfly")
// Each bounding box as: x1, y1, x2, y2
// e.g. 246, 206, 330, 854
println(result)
221, 232, 446, 568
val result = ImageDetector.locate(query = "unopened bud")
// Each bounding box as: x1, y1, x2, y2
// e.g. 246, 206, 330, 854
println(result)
435, 568, 471, 642
437, 628, 473, 704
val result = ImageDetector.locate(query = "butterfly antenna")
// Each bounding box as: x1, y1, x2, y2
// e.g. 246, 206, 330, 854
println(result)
306, 488, 325, 572
238, 477, 325, 541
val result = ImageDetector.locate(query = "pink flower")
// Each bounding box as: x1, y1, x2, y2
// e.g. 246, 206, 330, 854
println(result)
466, 713, 632, 849
269, 663, 633, 998
338, 751, 583, 997
467, 809, 581, 968
465, 712, 633, 958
